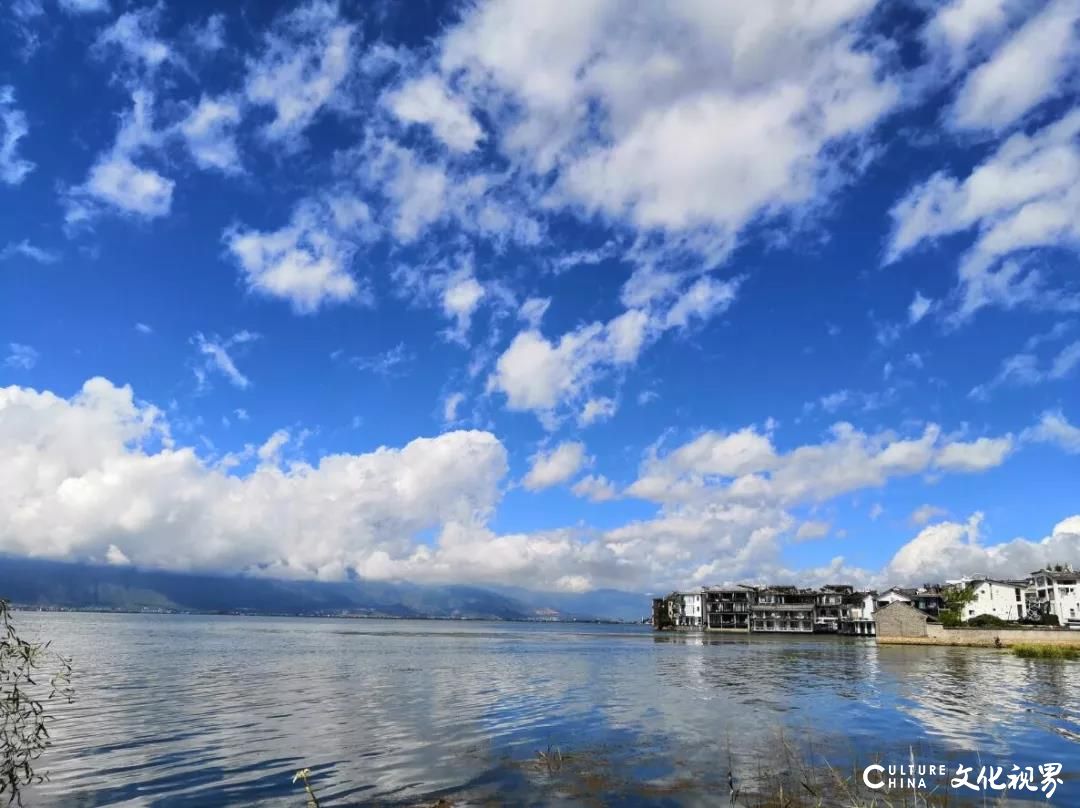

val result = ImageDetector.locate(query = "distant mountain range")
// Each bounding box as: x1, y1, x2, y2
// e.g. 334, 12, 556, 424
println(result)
0, 556, 647, 622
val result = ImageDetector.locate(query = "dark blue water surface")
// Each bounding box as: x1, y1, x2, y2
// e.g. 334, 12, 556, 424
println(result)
20, 612, 1080, 806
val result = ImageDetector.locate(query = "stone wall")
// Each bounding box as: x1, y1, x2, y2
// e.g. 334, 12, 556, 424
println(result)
878, 621, 1080, 647
874, 602, 930, 638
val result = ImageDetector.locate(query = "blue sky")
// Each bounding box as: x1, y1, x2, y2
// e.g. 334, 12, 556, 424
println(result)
1, 0, 1079, 594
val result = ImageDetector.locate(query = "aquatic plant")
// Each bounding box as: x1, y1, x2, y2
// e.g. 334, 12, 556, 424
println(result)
1012, 644, 1079, 660
292, 767, 321, 808
0, 599, 73, 806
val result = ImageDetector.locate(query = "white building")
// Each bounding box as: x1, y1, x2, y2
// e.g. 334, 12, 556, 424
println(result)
1030, 567, 1080, 627
962, 579, 1026, 622
675, 591, 705, 627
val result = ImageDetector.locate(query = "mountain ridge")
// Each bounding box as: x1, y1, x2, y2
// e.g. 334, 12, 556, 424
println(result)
0, 555, 645, 622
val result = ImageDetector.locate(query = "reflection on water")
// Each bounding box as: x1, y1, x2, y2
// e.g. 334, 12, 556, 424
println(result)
19, 613, 1080, 806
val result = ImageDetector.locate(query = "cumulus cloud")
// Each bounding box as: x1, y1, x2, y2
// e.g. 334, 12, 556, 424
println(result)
95, 4, 175, 74
522, 441, 588, 491
922, 0, 1013, 71
385, 74, 484, 153
244, 1, 355, 145
178, 96, 242, 174
910, 504, 949, 527
1023, 410, 1080, 453
887, 109, 1080, 322
439, 0, 898, 256
795, 520, 831, 541
934, 435, 1013, 472
571, 474, 617, 503
353, 138, 542, 246
578, 397, 616, 427
628, 421, 1013, 509
0, 378, 511, 582
441, 269, 485, 341
884, 513, 1080, 585
0, 87, 34, 185
948, 0, 1080, 132
489, 276, 739, 422
65, 90, 173, 223
224, 194, 371, 313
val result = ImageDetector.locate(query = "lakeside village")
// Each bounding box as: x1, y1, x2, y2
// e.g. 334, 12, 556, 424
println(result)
651, 563, 1080, 638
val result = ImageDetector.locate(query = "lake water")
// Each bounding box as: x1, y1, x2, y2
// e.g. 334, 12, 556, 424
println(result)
19, 612, 1080, 806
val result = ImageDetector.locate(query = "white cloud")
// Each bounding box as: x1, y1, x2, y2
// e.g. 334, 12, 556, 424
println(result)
179, 96, 242, 175
442, 269, 485, 341
663, 276, 741, 329
65, 91, 173, 223
386, 74, 484, 153
104, 543, 130, 565
95, 5, 174, 73
522, 441, 588, 491
571, 474, 616, 502
224, 195, 370, 314
489, 275, 739, 422
191, 13, 226, 52
59, 0, 109, 13
933, 435, 1013, 472
1050, 340, 1080, 380
910, 504, 948, 527
970, 339, 1080, 398
1023, 409, 1080, 453
0, 86, 34, 185
134, 322, 153, 335
347, 343, 412, 376
0, 378, 512, 582
884, 512, 1080, 585
0, 240, 57, 264
628, 421, 1013, 509
908, 291, 933, 324
244, 1, 355, 145
439, 0, 898, 257
487, 314, 645, 418
0, 379, 1061, 593
518, 297, 550, 329
578, 397, 616, 427
949, 0, 1080, 132
192, 332, 258, 390
795, 520, 830, 541
354, 139, 542, 246
4, 343, 38, 370
923, 0, 1012, 71
888, 109, 1080, 321
443, 392, 465, 424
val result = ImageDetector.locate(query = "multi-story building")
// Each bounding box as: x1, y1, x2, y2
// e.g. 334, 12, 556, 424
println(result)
839, 591, 877, 635
813, 585, 851, 632
876, 587, 944, 617
961, 578, 1027, 622
1029, 566, 1080, 627
750, 587, 816, 633
703, 586, 752, 631
661, 591, 706, 627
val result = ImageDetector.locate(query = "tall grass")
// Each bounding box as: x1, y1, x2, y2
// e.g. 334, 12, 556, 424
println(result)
1012, 643, 1079, 660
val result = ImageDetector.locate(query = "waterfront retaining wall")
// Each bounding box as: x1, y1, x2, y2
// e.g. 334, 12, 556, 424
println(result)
880, 624, 1080, 648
